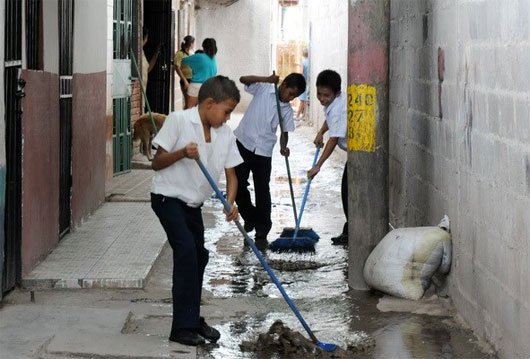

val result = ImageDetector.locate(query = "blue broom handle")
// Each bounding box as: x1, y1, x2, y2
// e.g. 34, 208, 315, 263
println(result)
195, 159, 319, 344
293, 146, 321, 239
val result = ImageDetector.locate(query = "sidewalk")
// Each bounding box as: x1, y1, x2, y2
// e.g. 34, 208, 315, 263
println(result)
22, 170, 163, 289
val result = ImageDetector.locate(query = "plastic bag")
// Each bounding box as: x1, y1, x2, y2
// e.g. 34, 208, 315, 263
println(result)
363, 215, 452, 300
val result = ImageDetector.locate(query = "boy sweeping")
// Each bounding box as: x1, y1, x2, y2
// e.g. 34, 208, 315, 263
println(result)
234, 72, 306, 242
151, 76, 242, 346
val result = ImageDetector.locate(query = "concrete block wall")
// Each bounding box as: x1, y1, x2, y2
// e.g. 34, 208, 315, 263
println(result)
389, 1, 530, 357
307, 0, 348, 129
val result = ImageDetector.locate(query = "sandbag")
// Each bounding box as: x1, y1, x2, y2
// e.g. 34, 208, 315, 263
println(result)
363, 216, 452, 300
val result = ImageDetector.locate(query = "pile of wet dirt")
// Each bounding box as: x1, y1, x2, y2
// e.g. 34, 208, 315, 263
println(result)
240, 320, 375, 358
268, 259, 324, 271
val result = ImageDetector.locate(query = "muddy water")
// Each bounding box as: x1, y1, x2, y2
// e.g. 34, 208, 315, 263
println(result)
198, 128, 496, 358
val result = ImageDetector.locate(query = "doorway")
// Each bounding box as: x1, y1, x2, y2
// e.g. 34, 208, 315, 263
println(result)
144, 0, 172, 114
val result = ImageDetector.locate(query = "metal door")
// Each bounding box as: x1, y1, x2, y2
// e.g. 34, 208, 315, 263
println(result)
58, 0, 73, 238
112, 0, 132, 174
3, 0, 23, 294
144, 0, 172, 114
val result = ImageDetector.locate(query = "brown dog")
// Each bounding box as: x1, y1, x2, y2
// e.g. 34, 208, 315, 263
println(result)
132, 112, 166, 160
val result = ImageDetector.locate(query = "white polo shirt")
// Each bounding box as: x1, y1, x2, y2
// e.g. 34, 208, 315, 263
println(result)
325, 92, 347, 151
151, 107, 243, 207
233, 83, 295, 157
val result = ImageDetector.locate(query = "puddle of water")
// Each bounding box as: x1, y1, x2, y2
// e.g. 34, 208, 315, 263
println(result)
198, 134, 496, 359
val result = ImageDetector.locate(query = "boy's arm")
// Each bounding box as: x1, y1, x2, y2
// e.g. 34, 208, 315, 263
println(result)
307, 137, 338, 179
240, 73, 279, 86
313, 122, 329, 147
279, 131, 289, 157
151, 142, 198, 171
224, 167, 239, 221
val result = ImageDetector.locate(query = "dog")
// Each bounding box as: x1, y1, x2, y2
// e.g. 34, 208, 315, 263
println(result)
132, 112, 166, 160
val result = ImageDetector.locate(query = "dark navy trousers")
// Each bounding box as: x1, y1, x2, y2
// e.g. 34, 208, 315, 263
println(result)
151, 193, 209, 335
341, 162, 348, 235
234, 140, 273, 236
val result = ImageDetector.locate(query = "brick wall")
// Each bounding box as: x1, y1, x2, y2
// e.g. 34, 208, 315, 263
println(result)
389, 1, 530, 357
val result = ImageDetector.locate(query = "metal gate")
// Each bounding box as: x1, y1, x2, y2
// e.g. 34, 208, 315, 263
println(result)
112, 0, 132, 174
3, 0, 23, 294
59, 0, 73, 237
144, 0, 172, 114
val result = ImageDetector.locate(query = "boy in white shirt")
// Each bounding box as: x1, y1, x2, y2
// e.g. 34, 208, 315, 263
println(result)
234, 72, 306, 242
151, 76, 243, 346
307, 70, 348, 245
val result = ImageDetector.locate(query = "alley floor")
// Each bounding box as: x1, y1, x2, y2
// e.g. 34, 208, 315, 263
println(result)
0, 117, 497, 358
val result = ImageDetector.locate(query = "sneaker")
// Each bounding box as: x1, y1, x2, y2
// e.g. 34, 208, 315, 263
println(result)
243, 221, 254, 232
169, 330, 206, 346
331, 233, 348, 245
197, 317, 221, 343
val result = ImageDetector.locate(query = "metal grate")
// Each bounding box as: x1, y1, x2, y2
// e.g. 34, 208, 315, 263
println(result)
26, 0, 42, 70
112, 0, 133, 174
58, 0, 74, 237
3, 0, 23, 293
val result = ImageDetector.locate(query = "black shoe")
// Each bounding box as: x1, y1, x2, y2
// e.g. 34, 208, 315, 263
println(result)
169, 330, 206, 346
331, 233, 348, 245
197, 317, 221, 343
244, 222, 255, 232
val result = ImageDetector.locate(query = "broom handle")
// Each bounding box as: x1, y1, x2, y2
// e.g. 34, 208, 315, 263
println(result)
196, 159, 319, 344
293, 146, 321, 240
273, 75, 298, 223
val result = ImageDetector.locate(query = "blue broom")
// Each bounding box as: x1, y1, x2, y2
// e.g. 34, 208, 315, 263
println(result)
269, 146, 321, 252
196, 158, 336, 353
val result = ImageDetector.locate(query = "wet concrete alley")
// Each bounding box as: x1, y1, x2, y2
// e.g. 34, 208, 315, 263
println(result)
0, 118, 496, 358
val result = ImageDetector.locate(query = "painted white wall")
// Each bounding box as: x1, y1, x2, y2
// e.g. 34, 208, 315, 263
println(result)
307, 0, 348, 129
74, 0, 107, 74
195, 0, 272, 109
390, 1, 530, 357
43, 0, 59, 74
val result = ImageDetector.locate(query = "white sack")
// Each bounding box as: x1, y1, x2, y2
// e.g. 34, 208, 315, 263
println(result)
363, 216, 452, 300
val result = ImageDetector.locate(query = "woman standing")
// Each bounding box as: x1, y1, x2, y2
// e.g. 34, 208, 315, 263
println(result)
182, 38, 218, 108
174, 35, 195, 109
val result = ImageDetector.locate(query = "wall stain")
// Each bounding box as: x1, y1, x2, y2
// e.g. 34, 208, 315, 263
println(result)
463, 63, 473, 165
525, 156, 530, 193
437, 47, 445, 119
423, 13, 429, 43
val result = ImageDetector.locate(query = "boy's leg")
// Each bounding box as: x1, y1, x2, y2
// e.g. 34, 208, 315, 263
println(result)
333, 163, 348, 244
151, 194, 202, 334
235, 141, 257, 230
250, 154, 272, 238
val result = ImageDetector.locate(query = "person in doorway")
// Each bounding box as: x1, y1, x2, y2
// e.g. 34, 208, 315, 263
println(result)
234, 72, 306, 243
141, 28, 161, 93
150, 76, 242, 346
307, 69, 348, 245
174, 35, 195, 109
296, 47, 310, 120
182, 38, 218, 108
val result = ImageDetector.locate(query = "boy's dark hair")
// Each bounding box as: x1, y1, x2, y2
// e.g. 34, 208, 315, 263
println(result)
198, 75, 240, 104
316, 69, 341, 94
202, 38, 217, 58
282, 73, 306, 95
